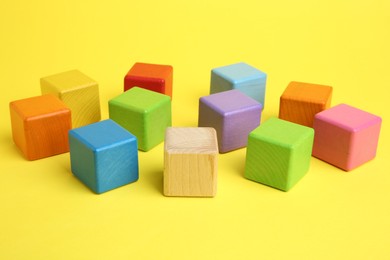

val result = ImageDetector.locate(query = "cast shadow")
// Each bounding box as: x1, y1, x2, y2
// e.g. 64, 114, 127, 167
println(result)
1, 132, 26, 161
220, 147, 247, 178
146, 169, 164, 196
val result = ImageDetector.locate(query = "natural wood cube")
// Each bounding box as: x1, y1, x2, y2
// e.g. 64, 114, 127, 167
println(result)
40, 70, 101, 128
9, 94, 71, 160
124, 62, 173, 98
279, 81, 333, 127
164, 127, 218, 197
313, 104, 382, 171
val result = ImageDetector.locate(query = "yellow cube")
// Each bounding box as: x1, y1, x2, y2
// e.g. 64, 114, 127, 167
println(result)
40, 70, 101, 128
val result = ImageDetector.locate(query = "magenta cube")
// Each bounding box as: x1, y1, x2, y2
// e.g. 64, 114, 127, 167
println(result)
198, 90, 262, 153
313, 104, 382, 171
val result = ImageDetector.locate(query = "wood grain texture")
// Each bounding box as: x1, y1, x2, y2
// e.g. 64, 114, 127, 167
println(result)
198, 90, 262, 153
40, 70, 101, 128
313, 104, 382, 171
109, 87, 171, 152
9, 94, 71, 160
210, 62, 267, 107
279, 81, 332, 127
244, 118, 314, 191
69, 119, 139, 194
124, 62, 173, 98
164, 127, 218, 197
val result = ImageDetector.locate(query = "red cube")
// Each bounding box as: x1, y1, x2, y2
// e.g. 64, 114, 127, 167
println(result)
124, 62, 173, 98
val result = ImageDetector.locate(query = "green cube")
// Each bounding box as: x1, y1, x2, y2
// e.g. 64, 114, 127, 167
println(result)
244, 117, 314, 191
109, 87, 171, 151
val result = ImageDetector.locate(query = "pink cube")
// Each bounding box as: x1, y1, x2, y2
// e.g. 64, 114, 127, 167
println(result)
313, 104, 382, 171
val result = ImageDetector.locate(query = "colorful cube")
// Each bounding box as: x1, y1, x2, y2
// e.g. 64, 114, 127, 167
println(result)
245, 118, 314, 191
69, 119, 139, 194
124, 62, 173, 98
9, 94, 71, 160
313, 104, 382, 171
109, 87, 171, 151
210, 62, 267, 107
40, 69, 101, 128
164, 127, 218, 197
198, 90, 262, 153
279, 81, 333, 127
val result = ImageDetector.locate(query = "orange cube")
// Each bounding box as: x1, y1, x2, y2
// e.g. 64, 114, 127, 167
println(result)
9, 94, 72, 160
279, 81, 333, 127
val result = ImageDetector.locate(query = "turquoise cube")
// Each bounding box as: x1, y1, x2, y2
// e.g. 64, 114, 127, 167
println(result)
210, 62, 267, 108
69, 119, 139, 194
109, 87, 171, 151
244, 118, 314, 191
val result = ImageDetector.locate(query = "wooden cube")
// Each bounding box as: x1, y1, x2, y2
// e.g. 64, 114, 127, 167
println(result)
245, 118, 314, 191
198, 90, 262, 153
164, 127, 218, 197
210, 62, 267, 107
279, 81, 332, 127
69, 119, 139, 194
40, 70, 101, 128
313, 104, 382, 171
9, 94, 71, 160
124, 62, 173, 98
109, 87, 171, 151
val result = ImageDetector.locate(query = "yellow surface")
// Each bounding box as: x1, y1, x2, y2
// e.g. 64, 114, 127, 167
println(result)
0, 0, 389, 259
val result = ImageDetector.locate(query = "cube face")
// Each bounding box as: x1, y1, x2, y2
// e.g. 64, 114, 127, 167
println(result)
279, 81, 333, 127
109, 87, 171, 151
9, 94, 71, 160
69, 134, 97, 190
245, 118, 314, 191
245, 136, 291, 190
198, 90, 262, 153
69, 119, 139, 194
40, 70, 101, 128
210, 62, 267, 107
313, 104, 382, 171
124, 62, 173, 98
164, 127, 218, 197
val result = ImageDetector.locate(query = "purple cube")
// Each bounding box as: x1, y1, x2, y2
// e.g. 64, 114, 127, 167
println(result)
198, 90, 262, 153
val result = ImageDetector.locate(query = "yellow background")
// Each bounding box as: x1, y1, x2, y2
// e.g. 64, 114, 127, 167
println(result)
1, 0, 389, 259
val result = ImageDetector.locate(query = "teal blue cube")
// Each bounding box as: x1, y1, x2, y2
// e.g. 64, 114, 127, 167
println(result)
210, 62, 267, 108
69, 119, 139, 194
244, 118, 314, 191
